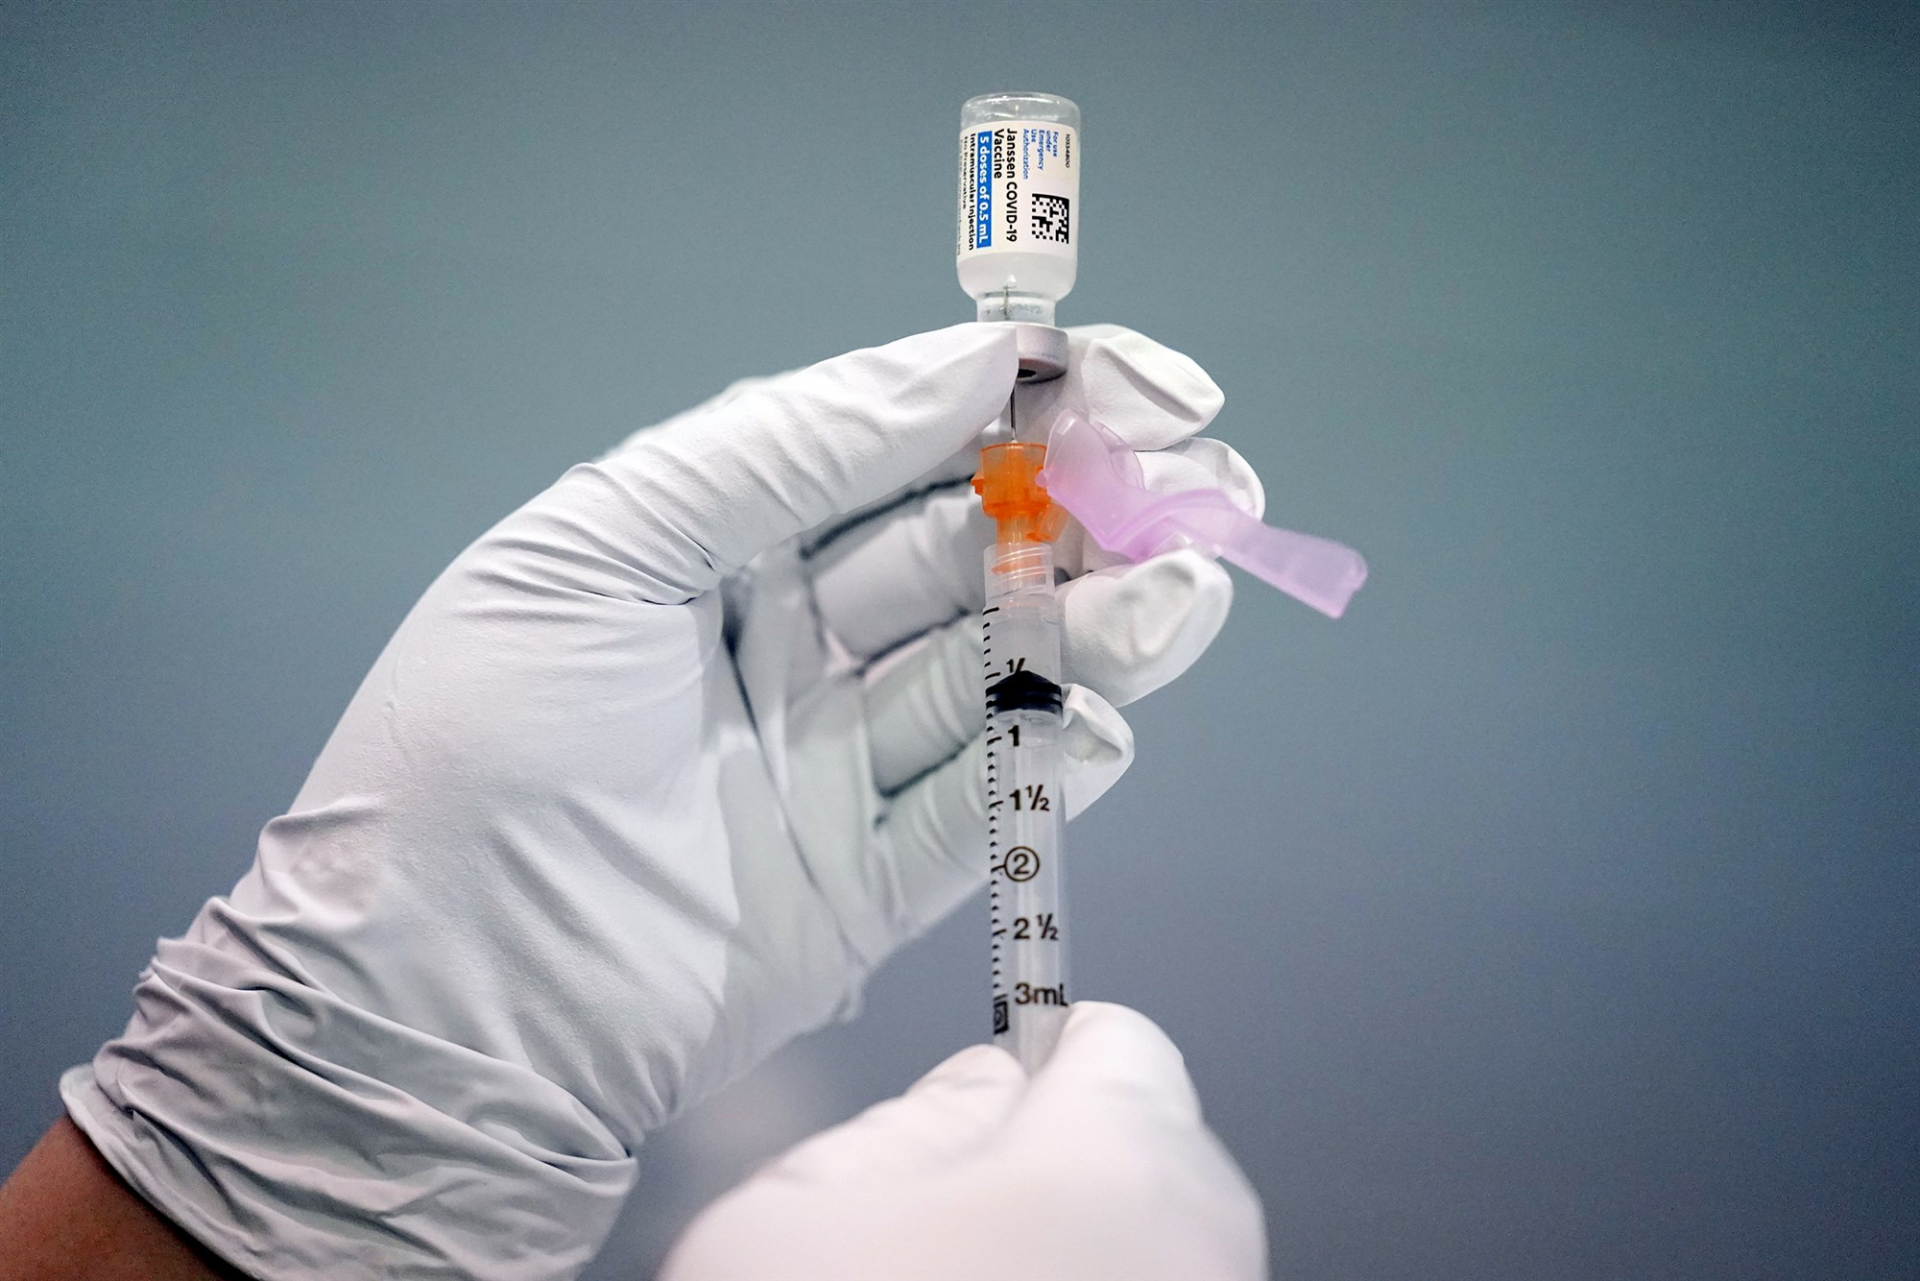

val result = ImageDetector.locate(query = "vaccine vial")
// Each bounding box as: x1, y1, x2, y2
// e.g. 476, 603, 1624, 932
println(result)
957, 93, 1080, 327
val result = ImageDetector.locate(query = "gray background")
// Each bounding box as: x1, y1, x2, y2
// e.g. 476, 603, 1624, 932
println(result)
4, 1, 1916, 1276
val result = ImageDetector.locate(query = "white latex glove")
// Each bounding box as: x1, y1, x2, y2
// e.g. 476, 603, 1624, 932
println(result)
662, 1002, 1268, 1281
61, 324, 1263, 1280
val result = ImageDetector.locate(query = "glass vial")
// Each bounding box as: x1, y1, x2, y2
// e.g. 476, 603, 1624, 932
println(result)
957, 92, 1080, 326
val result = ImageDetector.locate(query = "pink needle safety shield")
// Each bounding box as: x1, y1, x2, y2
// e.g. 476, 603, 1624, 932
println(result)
1039, 411, 1369, 619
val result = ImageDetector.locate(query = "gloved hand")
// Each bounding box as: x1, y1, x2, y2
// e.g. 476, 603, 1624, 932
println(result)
661, 1002, 1268, 1281
61, 324, 1264, 1279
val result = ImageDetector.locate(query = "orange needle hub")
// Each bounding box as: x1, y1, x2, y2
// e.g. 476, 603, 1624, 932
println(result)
973, 443, 1067, 546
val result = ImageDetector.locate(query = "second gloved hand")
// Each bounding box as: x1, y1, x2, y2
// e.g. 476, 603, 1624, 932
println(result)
63, 323, 1262, 1279
660, 1003, 1269, 1281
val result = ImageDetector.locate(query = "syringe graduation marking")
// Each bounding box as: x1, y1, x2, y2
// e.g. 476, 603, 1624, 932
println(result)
978, 528, 1069, 1069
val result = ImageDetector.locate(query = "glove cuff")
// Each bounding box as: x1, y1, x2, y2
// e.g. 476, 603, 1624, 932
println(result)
62, 920, 634, 1281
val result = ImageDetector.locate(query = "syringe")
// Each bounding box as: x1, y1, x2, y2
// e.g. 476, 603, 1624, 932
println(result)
953, 90, 1368, 1070
953, 89, 1367, 1069
957, 90, 1081, 1069
974, 440, 1071, 1070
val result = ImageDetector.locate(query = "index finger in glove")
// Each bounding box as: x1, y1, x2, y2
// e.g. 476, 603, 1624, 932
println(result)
808, 327, 1243, 658
804, 323, 1226, 589
1019, 324, 1224, 451
523, 325, 1018, 604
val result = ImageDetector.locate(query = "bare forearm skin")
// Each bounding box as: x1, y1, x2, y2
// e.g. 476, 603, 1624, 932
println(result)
0, 1117, 241, 1281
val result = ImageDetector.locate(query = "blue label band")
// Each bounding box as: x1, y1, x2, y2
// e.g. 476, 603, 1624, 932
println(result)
974, 130, 993, 249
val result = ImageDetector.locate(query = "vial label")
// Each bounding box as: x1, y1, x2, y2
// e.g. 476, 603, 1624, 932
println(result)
956, 123, 1078, 262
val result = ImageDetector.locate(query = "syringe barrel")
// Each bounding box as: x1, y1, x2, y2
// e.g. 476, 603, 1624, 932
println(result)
983, 541, 1070, 1070
957, 93, 1080, 326
985, 540, 1057, 605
